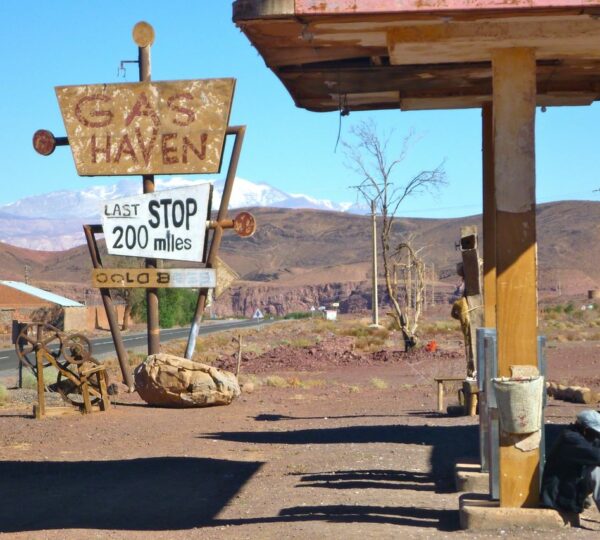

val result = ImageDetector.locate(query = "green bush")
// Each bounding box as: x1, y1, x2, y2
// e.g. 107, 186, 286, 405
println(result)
131, 288, 199, 328
284, 311, 312, 320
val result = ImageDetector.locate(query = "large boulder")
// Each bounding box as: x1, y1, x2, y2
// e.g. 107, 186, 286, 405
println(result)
134, 353, 240, 407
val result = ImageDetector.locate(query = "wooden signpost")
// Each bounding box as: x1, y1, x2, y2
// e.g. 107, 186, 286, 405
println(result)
34, 22, 253, 390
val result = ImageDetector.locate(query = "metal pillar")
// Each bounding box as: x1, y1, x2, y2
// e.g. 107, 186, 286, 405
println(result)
371, 200, 379, 326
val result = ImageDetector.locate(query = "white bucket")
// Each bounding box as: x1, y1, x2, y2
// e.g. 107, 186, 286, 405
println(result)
492, 376, 544, 434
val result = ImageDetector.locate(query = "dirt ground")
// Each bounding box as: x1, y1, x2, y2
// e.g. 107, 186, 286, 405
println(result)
0, 327, 599, 539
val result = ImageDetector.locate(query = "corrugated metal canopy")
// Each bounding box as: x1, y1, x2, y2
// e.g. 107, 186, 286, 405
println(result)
233, 0, 600, 111
0, 281, 84, 308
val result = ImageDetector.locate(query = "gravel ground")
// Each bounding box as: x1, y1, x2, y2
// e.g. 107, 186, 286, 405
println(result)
0, 338, 598, 539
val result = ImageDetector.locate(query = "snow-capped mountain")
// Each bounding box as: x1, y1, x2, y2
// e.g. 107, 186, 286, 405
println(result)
0, 177, 361, 250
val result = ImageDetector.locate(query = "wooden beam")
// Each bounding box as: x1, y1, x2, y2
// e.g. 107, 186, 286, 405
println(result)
482, 102, 496, 328
388, 17, 600, 65
492, 48, 539, 508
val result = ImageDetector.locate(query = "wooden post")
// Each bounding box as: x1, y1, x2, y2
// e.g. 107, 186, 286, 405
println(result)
492, 48, 539, 508
236, 333, 243, 377
482, 102, 496, 329
460, 226, 483, 377
35, 350, 45, 419
437, 380, 444, 412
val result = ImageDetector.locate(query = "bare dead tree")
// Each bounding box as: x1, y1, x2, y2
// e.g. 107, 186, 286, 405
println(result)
343, 119, 446, 349
392, 239, 426, 339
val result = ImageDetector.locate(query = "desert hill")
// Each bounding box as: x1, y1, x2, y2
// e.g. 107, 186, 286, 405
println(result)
1, 201, 598, 315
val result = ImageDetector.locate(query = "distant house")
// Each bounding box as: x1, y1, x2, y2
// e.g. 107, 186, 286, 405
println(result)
0, 280, 86, 333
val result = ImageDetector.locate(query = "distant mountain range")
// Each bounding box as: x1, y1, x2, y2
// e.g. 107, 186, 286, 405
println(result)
1, 202, 598, 315
0, 177, 362, 250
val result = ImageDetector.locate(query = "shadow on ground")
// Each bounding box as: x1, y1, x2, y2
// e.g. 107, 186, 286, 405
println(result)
0, 457, 262, 532
202, 423, 478, 492
254, 413, 403, 422
292, 468, 436, 492
211, 504, 459, 531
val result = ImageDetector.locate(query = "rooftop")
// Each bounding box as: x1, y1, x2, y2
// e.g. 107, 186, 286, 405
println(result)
0, 281, 84, 308
233, 0, 600, 111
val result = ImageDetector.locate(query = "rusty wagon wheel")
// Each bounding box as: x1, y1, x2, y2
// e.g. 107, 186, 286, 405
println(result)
63, 334, 92, 365
54, 357, 108, 408
14, 323, 64, 376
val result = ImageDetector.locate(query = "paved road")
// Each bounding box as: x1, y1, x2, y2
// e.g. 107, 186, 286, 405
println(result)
0, 318, 272, 378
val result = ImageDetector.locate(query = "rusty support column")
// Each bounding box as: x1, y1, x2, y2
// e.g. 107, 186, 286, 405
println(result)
482, 102, 496, 329
492, 48, 539, 508
135, 23, 160, 356
184, 126, 246, 359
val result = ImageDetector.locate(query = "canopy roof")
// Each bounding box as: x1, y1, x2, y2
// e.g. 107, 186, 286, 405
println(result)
233, 0, 600, 111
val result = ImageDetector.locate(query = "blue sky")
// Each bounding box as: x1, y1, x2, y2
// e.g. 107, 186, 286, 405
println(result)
1, 1, 599, 217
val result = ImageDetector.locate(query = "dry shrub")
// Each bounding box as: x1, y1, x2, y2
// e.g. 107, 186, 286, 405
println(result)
289, 337, 317, 349
0, 384, 8, 405
266, 375, 288, 388
370, 377, 389, 390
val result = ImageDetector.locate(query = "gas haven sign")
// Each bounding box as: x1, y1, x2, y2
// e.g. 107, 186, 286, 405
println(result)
101, 183, 211, 262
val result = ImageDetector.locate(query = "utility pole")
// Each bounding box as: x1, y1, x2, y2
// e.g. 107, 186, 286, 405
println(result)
431, 263, 436, 306
371, 200, 380, 326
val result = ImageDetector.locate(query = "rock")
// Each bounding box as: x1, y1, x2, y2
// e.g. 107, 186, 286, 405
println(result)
134, 353, 241, 407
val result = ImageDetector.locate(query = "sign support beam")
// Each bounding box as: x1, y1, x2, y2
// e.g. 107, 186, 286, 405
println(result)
184, 125, 246, 359
135, 24, 161, 357
492, 47, 539, 508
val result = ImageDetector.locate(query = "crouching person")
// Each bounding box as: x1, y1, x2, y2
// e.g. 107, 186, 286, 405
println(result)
541, 410, 600, 523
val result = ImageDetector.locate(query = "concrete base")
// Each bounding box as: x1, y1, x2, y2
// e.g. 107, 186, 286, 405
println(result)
455, 462, 489, 493
459, 493, 574, 530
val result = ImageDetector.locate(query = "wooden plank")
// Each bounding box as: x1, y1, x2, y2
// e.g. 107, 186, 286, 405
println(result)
482, 102, 496, 328
492, 48, 539, 508
294, 0, 600, 15
388, 18, 600, 65
56, 79, 235, 176
33, 406, 79, 418
92, 268, 217, 289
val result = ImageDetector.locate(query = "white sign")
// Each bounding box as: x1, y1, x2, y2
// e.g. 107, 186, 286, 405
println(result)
102, 183, 212, 262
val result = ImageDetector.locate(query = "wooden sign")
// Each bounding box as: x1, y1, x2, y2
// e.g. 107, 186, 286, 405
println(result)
56, 79, 235, 176
92, 268, 216, 288
101, 183, 211, 262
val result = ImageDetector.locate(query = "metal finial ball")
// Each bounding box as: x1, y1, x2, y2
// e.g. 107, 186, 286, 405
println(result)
133, 21, 155, 48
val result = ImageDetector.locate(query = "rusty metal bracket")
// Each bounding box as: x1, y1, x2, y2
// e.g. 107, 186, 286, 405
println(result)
207, 211, 257, 238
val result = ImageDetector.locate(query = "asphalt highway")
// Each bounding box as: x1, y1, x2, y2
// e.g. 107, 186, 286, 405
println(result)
0, 318, 272, 378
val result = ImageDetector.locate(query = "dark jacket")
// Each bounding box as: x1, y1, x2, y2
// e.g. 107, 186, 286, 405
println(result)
541, 425, 600, 513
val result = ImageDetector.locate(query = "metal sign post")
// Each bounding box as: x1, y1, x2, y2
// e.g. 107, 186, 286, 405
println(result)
136, 23, 160, 356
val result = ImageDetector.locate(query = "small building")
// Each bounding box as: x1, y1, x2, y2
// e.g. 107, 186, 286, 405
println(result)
0, 280, 86, 333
